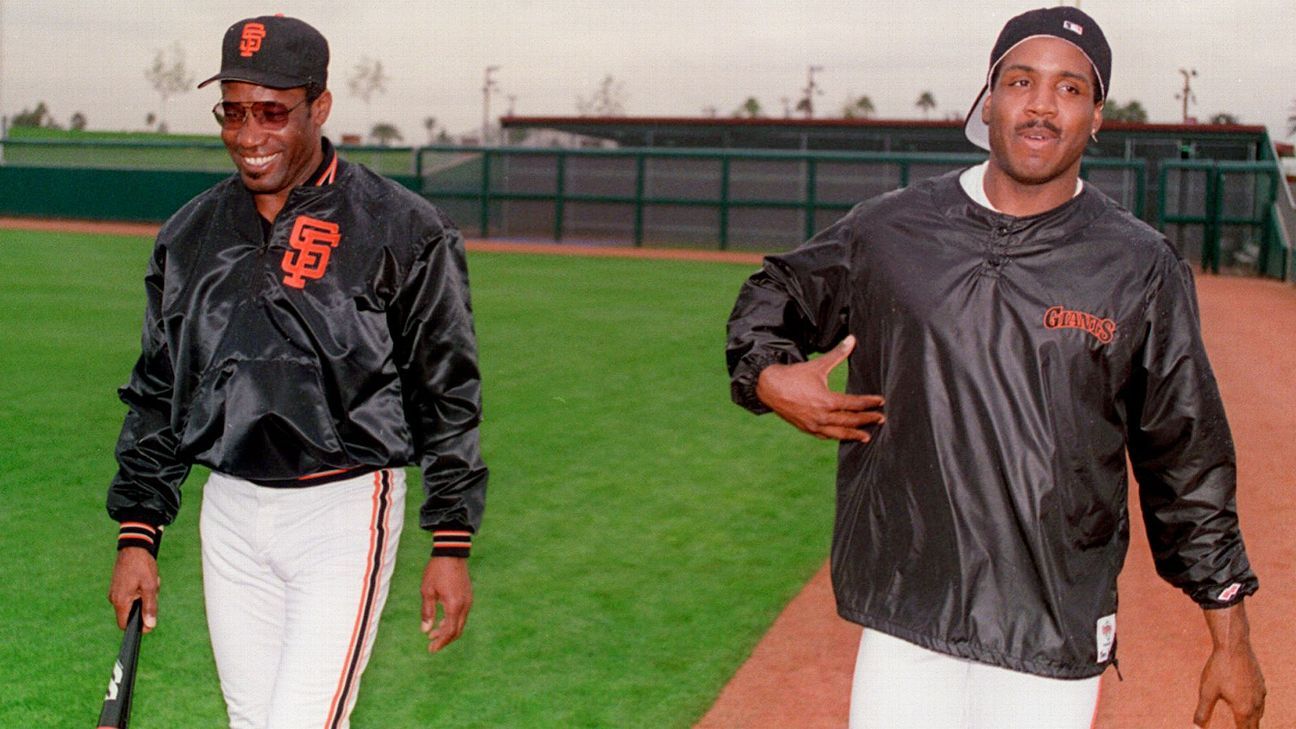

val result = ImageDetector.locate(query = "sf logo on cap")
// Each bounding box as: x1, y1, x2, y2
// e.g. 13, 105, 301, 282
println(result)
239, 22, 266, 57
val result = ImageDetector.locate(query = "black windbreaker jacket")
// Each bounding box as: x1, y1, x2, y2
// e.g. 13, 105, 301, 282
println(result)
107, 148, 486, 537
727, 170, 1257, 678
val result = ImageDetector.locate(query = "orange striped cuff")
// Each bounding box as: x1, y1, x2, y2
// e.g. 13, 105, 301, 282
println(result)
431, 530, 472, 558
117, 522, 164, 558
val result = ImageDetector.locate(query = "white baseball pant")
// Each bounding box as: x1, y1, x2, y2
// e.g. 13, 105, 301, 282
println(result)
199, 468, 405, 729
850, 628, 1101, 729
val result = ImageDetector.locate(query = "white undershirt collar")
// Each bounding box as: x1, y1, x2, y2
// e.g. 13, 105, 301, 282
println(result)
959, 161, 1084, 214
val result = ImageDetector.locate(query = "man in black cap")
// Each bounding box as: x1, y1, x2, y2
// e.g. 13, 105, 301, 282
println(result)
106, 15, 487, 727
726, 7, 1264, 727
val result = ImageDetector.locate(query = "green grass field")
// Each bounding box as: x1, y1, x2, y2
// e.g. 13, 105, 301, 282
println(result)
0, 229, 837, 728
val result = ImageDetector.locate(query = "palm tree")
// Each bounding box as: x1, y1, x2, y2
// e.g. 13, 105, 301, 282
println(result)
370, 122, 403, 146
1288, 99, 1296, 137
733, 97, 763, 119
915, 91, 936, 119
842, 95, 875, 119
1103, 99, 1148, 123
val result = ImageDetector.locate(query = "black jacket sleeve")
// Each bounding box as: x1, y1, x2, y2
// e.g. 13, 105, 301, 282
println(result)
107, 239, 189, 553
1127, 254, 1258, 607
390, 221, 488, 551
725, 211, 857, 413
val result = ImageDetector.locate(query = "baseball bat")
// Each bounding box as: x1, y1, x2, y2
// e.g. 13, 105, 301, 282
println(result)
96, 599, 143, 729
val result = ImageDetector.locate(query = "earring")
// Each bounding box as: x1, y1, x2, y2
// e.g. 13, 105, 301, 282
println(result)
1090, 131, 1098, 143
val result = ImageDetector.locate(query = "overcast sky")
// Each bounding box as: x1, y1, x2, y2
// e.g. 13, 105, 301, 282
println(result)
1, 1, 1292, 143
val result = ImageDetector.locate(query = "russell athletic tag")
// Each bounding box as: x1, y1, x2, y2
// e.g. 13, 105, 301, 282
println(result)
1095, 614, 1116, 662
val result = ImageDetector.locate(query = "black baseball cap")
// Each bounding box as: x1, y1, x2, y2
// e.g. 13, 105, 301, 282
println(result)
197, 15, 329, 90
963, 6, 1111, 151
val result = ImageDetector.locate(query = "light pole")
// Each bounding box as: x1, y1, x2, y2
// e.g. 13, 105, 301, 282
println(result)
1177, 68, 1197, 124
0, 0, 7, 154
800, 65, 823, 119
481, 65, 499, 145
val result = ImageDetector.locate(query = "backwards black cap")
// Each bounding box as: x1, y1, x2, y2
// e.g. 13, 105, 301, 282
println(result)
197, 15, 328, 90
963, 6, 1111, 151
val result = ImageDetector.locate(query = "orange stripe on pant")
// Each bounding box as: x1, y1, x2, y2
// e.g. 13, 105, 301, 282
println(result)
325, 469, 393, 728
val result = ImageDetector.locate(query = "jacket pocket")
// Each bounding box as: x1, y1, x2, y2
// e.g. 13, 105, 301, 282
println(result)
182, 357, 348, 478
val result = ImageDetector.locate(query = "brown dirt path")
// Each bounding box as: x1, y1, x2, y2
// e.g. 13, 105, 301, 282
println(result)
0, 218, 767, 265
697, 274, 1296, 729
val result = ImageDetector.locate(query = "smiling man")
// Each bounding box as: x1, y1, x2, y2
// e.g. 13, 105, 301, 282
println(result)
727, 7, 1264, 728
106, 15, 487, 728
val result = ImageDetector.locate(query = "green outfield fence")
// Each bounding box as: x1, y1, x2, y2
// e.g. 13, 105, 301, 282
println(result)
412, 146, 1147, 254
0, 137, 419, 221
1157, 160, 1288, 278
1, 136, 1289, 279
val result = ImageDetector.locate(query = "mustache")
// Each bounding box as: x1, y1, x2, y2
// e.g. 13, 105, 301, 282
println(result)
1015, 119, 1062, 135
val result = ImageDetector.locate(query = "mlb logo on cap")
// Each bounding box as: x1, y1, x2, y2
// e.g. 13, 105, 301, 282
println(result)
1063, 20, 1084, 35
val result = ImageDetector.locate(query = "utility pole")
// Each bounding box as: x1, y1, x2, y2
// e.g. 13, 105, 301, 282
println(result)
1177, 67, 1198, 123
481, 65, 499, 145
800, 65, 823, 119
0, 0, 6, 158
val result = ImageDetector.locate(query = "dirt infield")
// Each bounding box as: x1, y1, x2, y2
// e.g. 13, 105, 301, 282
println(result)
0, 217, 163, 237
8, 217, 1290, 727
698, 274, 1296, 729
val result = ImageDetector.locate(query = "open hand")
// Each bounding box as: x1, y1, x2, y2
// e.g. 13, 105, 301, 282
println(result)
755, 335, 885, 442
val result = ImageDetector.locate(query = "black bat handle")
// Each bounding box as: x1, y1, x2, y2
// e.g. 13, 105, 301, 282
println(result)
96, 599, 143, 728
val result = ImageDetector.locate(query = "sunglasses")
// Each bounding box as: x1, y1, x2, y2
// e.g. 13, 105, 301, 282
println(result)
212, 99, 308, 129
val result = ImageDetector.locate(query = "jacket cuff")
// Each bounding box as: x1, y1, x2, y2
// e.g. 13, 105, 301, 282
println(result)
431, 529, 473, 558
1192, 578, 1258, 609
730, 349, 799, 414
117, 522, 164, 558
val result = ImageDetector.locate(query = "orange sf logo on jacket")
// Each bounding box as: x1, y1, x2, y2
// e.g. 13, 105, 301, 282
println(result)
281, 216, 341, 289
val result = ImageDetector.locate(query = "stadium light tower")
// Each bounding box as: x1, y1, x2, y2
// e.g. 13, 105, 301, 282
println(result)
482, 65, 500, 145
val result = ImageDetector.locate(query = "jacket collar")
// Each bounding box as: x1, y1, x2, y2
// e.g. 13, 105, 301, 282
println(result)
307, 136, 341, 187
223, 137, 348, 243
934, 167, 1107, 235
